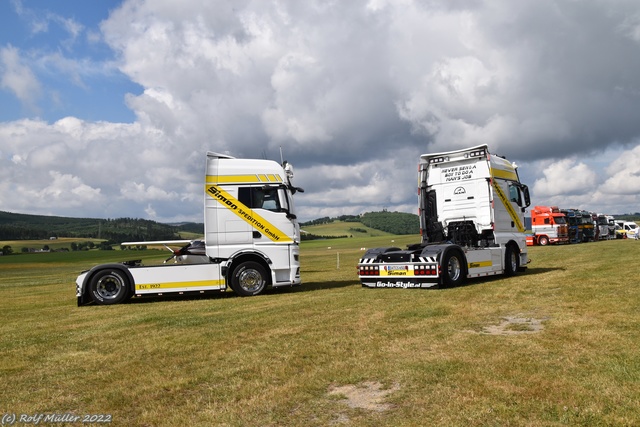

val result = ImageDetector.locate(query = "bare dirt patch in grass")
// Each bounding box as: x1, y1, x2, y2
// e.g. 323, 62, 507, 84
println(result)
328, 381, 400, 413
474, 315, 548, 335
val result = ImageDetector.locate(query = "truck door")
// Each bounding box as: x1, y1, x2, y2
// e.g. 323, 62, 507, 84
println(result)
237, 185, 297, 282
492, 179, 527, 234
236, 185, 296, 244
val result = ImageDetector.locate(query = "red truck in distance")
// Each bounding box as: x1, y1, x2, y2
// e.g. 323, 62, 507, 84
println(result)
530, 206, 569, 245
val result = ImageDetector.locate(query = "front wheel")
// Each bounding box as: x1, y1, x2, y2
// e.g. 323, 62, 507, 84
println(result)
441, 250, 465, 288
504, 245, 519, 276
89, 269, 130, 305
538, 236, 549, 246
230, 261, 269, 296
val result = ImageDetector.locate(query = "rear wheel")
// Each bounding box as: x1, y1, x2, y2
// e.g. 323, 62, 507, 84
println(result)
441, 250, 465, 288
89, 269, 130, 305
230, 261, 269, 296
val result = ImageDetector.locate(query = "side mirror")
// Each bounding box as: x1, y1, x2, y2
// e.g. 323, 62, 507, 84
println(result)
522, 185, 531, 208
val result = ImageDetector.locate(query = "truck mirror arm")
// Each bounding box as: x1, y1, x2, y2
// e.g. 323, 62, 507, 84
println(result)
288, 185, 305, 194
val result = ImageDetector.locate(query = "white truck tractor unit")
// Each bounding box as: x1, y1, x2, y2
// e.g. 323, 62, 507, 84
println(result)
76, 152, 303, 305
358, 144, 531, 288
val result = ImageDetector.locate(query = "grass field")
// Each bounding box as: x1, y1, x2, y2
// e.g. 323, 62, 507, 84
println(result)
1, 237, 639, 426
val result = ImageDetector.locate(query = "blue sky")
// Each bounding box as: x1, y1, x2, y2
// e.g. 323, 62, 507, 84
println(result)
1, 0, 640, 223
0, 0, 139, 123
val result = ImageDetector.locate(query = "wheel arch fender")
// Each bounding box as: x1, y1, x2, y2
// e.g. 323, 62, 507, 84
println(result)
360, 247, 402, 261
419, 244, 468, 278
440, 245, 467, 276
80, 263, 136, 301
506, 239, 523, 254
430, 244, 467, 287
225, 252, 272, 287
505, 240, 525, 274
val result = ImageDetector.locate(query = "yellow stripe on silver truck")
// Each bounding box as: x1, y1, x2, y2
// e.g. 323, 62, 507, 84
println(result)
468, 260, 492, 269
491, 179, 525, 232
206, 184, 293, 243
135, 279, 225, 291
490, 167, 519, 182
206, 174, 282, 184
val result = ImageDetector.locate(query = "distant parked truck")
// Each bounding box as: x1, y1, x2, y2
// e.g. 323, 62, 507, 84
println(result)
560, 208, 582, 243
606, 215, 617, 239
576, 210, 595, 242
596, 214, 614, 240
530, 206, 569, 245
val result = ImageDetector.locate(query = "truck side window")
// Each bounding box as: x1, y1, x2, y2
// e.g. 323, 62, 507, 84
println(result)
544, 218, 550, 225
509, 184, 522, 206
261, 189, 280, 211
238, 187, 281, 212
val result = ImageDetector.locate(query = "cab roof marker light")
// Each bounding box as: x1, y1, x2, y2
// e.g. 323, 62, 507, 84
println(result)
429, 156, 448, 164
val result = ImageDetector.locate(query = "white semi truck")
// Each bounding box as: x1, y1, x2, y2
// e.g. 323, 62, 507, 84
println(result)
358, 144, 530, 288
76, 152, 303, 305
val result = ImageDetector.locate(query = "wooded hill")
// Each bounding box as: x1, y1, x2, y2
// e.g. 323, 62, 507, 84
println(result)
1, 210, 419, 241
0, 211, 199, 242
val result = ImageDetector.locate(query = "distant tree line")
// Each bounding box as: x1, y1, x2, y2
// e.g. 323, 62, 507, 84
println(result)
300, 215, 360, 226
615, 214, 640, 221
301, 233, 350, 241
0, 211, 202, 241
348, 227, 368, 233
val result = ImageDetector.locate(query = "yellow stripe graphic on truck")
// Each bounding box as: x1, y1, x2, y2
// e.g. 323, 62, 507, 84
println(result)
491, 179, 525, 233
490, 167, 518, 182
136, 279, 225, 291
468, 260, 492, 269
206, 175, 282, 184
205, 184, 293, 243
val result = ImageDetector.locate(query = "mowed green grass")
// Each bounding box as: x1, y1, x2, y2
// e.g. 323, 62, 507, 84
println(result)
1, 238, 639, 426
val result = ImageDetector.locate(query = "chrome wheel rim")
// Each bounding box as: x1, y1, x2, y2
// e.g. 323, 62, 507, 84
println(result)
96, 274, 123, 300
238, 269, 263, 292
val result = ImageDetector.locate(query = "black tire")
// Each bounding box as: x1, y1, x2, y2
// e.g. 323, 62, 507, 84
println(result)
89, 269, 130, 305
504, 245, 519, 276
538, 236, 549, 246
441, 250, 465, 288
230, 261, 269, 296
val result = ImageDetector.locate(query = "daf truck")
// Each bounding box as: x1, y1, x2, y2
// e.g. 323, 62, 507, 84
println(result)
358, 144, 531, 288
530, 206, 569, 245
76, 152, 303, 305
579, 210, 595, 242
560, 209, 582, 243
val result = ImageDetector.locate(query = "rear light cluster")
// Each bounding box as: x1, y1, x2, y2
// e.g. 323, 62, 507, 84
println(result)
359, 265, 380, 276
414, 265, 438, 276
